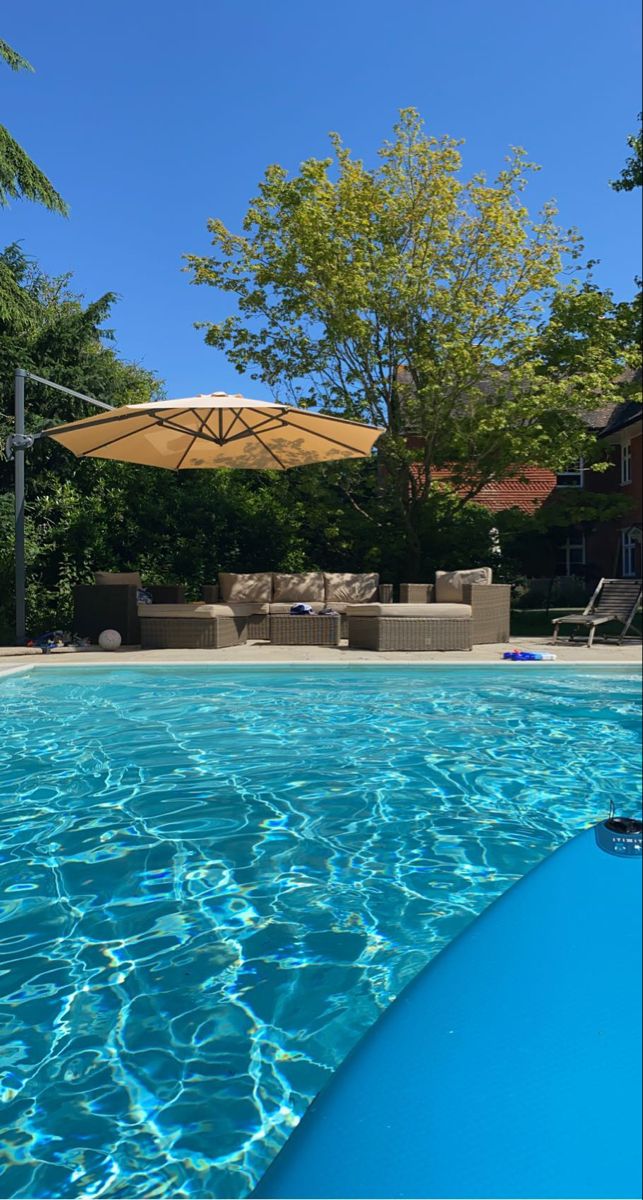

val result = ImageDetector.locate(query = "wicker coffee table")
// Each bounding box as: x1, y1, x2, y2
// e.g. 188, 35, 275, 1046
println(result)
269, 614, 341, 646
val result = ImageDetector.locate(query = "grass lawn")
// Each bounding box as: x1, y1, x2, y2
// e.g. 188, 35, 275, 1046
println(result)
511, 608, 642, 640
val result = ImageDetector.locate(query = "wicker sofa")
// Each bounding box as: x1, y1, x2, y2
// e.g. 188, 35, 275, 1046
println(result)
400, 569, 511, 644
202, 571, 393, 639
73, 572, 185, 644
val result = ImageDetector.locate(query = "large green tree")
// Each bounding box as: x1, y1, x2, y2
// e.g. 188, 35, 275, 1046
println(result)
186, 110, 631, 566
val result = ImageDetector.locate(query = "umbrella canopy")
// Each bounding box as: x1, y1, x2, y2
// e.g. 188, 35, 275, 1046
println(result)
43, 392, 383, 470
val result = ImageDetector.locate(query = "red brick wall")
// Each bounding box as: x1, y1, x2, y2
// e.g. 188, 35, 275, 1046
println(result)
623, 433, 642, 523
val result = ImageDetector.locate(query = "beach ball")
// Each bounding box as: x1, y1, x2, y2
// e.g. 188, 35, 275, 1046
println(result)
98, 628, 122, 651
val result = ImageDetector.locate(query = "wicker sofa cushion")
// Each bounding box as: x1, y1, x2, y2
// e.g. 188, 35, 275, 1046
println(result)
219, 572, 273, 603
348, 603, 472, 617
435, 567, 492, 603
138, 602, 266, 618
272, 572, 325, 602
94, 571, 143, 587
324, 572, 379, 603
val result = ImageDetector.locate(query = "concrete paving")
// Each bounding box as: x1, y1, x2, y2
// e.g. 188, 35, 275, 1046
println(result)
1, 636, 641, 674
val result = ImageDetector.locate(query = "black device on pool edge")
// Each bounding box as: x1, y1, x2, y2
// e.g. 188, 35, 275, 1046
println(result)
595, 814, 643, 857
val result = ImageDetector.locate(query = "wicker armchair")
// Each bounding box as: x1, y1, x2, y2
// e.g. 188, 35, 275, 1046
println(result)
400, 582, 511, 644
73, 583, 185, 644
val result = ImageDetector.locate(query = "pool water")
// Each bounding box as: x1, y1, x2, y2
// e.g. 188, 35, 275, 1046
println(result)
0, 665, 640, 1199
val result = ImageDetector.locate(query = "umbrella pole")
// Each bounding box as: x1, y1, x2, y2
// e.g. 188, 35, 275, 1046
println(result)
14, 368, 26, 645
8, 369, 115, 645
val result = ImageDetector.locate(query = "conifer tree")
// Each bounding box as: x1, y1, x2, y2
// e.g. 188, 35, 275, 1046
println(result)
0, 37, 68, 214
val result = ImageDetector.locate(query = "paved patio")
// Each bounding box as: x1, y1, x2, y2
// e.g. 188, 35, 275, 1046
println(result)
1, 636, 641, 673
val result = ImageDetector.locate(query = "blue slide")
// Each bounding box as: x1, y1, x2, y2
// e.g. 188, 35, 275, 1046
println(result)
255, 819, 642, 1199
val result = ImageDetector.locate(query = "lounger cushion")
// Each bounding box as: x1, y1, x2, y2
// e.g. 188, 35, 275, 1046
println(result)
219, 572, 273, 603
324, 572, 379, 603
435, 567, 492, 603
347, 603, 472, 617
272, 572, 325, 602
138, 603, 266, 618
94, 571, 143, 588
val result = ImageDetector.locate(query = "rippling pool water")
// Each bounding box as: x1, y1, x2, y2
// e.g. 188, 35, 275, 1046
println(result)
0, 664, 640, 1198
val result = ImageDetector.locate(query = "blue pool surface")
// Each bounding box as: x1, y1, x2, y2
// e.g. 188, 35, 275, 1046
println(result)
0, 665, 641, 1199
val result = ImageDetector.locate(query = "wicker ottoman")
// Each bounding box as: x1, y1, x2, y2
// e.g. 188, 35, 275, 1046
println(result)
138, 604, 248, 649
269, 614, 341, 646
347, 603, 473, 652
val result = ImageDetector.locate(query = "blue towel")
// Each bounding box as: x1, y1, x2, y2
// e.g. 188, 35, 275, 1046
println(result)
290, 603, 314, 615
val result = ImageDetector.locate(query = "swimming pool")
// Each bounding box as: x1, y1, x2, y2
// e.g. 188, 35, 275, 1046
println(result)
0, 665, 640, 1199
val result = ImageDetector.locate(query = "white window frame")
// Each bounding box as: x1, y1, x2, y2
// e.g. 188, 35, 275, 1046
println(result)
621, 529, 637, 578
621, 441, 632, 485
556, 533, 586, 577
556, 457, 585, 488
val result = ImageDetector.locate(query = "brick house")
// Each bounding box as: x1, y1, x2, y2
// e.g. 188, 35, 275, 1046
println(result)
456, 399, 642, 580
401, 376, 641, 582
592, 399, 642, 579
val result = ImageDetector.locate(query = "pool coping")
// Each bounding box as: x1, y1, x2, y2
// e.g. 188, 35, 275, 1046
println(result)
2, 659, 641, 678
2, 631, 640, 674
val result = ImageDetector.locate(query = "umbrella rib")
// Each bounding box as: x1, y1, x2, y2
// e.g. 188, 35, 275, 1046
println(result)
153, 411, 227, 446
52, 409, 224, 456
44, 411, 139, 436
218, 408, 274, 440
235, 410, 288, 468
174, 411, 213, 468
218, 416, 290, 446
219, 409, 247, 439
73, 419, 163, 456
279, 413, 372, 455
212, 409, 286, 443
202, 411, 225, 445
47, 406, 217, 441
45, 407, 196, 437
279, 406, 383, 431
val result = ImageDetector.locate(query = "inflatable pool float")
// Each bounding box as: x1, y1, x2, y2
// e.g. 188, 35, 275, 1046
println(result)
254, 818, 642, 1199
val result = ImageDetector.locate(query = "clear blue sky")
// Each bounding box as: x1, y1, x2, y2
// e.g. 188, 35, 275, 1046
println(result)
3, 0, 642, 398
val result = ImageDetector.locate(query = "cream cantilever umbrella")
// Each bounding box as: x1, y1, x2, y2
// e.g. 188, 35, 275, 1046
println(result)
43, 391, 383, 470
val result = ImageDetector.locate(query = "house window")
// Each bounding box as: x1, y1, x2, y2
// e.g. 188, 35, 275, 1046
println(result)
556, 457, 585, 488
621, 442, 632, 485
556, 534, 586, 577
621, 529, 637, 578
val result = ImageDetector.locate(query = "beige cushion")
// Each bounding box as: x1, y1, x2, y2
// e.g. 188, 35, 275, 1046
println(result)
272, 572, 325, 602
138, 603, 266, 618
348, 603, 472, 617
95, 571, 142, 588
219, 572, 273, 603
435, 568, 492, 603
324, 572, 379, 603
268, 602, 327, 614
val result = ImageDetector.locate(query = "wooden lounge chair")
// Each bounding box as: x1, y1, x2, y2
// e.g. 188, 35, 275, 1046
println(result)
552, 578, 642, 646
